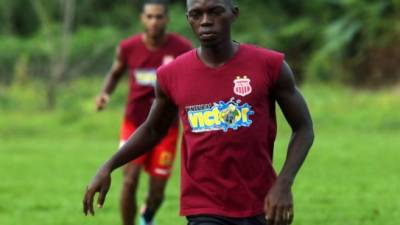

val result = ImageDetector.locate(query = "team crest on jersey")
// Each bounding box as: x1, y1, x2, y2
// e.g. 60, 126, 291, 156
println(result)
162, 55, 174, 65
186, 98, 254, 133
159, 151, 173, 166
233, 76, 252, 97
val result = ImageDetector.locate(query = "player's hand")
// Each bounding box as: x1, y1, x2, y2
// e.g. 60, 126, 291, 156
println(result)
95, 93, 110, 111
83, 167, 111, 216
264, 180, 294, 225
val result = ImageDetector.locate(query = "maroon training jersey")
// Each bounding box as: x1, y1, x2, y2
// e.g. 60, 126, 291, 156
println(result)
119, 33, 192, 126
157, 44, 285, 217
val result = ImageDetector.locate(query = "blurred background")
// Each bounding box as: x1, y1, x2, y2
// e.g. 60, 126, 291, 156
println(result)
0, 0, 399, 225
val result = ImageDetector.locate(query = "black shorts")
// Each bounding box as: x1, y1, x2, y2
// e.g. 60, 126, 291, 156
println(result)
187, 214, 268, 225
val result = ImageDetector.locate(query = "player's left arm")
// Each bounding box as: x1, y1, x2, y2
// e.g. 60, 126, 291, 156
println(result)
264, 61, 314, 225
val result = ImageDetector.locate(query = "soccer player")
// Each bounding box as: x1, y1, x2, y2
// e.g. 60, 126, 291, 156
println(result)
94, 1, 192, 225
84, 0, 314, 225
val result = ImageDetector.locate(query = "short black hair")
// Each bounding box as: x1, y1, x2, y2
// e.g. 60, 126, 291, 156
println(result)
142, 0, 169, 13
186, 0, 236, 9
225, 0, 235, 6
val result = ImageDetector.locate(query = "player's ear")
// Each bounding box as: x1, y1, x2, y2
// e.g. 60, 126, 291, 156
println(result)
231, 6, 239, 22
165, 14, 170, 23
140, 12, 145, 23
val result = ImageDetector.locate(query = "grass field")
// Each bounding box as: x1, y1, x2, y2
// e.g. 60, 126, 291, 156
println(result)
1, 79, 400, 225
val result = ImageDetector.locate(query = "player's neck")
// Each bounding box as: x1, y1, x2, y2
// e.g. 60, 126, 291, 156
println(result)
198, 40, 239, 68
142, 32, 168, 51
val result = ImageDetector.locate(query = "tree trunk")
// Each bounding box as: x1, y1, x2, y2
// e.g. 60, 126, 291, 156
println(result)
46, 0, 75, 109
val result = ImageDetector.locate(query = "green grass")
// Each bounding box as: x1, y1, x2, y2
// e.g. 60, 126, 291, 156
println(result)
0, 79, 400, 225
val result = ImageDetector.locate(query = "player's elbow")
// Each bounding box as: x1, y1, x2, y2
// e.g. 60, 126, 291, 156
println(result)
308, 127, 315, 146
294, 122, 314, 147
303, 124, 314, 147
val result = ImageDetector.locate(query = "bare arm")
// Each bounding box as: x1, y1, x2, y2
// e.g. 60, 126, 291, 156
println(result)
265, 61, 314, 225
83, 84, 178, 215
95, 46, 126, 111
274, 61, 314, 185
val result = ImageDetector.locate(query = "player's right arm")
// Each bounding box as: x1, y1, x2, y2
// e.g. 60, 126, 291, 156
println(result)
83, 83, 177, 216
95, 46, 126, 111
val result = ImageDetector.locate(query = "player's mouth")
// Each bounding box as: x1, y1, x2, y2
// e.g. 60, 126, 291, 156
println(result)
199, 32, 218, 40
148, 26, 162, 33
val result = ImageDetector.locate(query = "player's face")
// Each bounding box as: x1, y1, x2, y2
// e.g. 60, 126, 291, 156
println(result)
186, 0, 238, 47
141, 4, 169, 39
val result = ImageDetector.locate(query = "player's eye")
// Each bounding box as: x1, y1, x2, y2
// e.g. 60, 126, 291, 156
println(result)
210, 7, 225, 16
188, 11, 201, 20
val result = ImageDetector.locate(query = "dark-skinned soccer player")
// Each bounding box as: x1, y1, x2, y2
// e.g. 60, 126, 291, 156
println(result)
94, 1, 192, 225
84, 1, 314, 225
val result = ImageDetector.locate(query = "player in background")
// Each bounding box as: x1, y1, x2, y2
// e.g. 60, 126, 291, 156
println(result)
94, 1, 192, 225
85, 0, 314, 225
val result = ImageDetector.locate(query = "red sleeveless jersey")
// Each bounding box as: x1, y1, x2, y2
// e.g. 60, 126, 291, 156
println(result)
119, 33, 192, 126
157, 44, 285, 217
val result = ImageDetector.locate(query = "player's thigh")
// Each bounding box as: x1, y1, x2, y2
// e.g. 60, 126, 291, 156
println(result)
120, 122, 150, 167
145, 127, 179, 178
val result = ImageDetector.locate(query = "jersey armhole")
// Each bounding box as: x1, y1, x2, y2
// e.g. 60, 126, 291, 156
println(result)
118, 41, 128, 65
270, 53, 285, 85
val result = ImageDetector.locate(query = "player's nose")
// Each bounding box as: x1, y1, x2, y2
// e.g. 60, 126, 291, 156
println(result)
200, 13, 213, 26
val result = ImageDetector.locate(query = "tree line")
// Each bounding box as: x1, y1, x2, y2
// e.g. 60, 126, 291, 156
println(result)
0, 0, 399, 107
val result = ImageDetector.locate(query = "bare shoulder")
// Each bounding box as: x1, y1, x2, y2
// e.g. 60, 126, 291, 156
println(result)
275, 61, 296, 89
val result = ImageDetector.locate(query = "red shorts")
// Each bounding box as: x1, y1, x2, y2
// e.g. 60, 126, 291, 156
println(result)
119, 119, 178, 179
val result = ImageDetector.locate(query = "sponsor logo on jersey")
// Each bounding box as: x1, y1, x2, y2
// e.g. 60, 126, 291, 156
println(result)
134, 69, 156, 86
233, 76, 252, 97
186, 98, 254, 133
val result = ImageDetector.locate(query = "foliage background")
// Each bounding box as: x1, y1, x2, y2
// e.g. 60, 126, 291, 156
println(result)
1, 0, 399, 89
